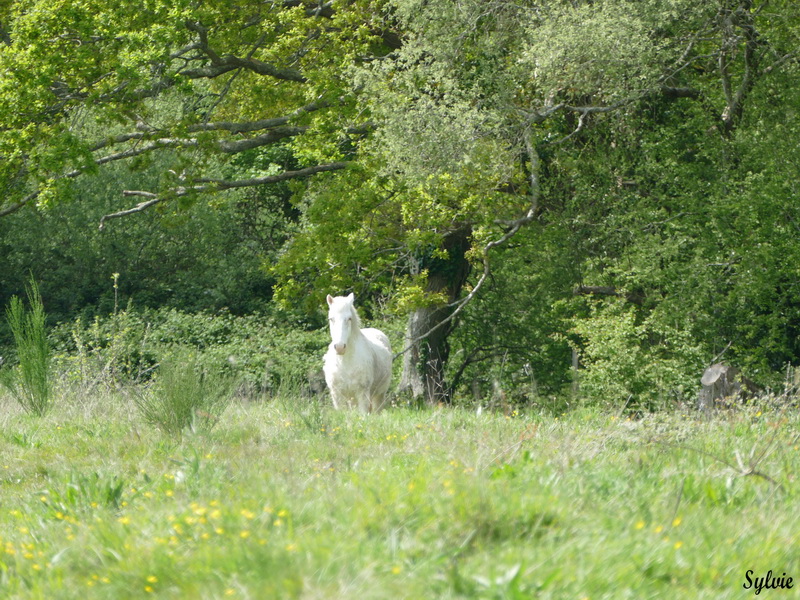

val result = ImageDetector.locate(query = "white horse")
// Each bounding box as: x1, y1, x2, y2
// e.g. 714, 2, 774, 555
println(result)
323, 293, 392, 413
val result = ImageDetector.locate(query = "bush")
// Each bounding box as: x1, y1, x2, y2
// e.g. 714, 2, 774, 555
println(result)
134, 350, 234, 435
51, 307, 329, 395
1, 281, 53, 415
52, 308, 159, 389
570, 300, 704, 411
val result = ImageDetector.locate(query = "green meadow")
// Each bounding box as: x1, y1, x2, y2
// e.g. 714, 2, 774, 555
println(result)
1, 393, 797, 599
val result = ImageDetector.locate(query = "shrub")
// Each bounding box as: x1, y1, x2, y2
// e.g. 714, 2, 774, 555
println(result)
133, 350, 234, 435
1, 281, 53, 415
51, 308, 329, 395
570, 300, 704, 411
52, 307, 159, 389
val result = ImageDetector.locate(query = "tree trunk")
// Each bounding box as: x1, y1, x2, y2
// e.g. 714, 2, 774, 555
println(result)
398, 301, 453, 403
397, 227, 471, 405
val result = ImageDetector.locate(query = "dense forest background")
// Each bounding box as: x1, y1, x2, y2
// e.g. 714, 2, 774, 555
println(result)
1, 0, 798, 410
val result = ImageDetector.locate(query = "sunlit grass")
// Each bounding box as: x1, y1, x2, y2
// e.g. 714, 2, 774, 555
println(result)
0, 389, 798, 599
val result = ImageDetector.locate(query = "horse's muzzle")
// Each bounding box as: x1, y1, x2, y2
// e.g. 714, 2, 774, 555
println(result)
334, 343, 347, 355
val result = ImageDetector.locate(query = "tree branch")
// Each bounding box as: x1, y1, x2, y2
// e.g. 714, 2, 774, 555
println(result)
99, 162, 350, 229
0, 191, 38, 218
186, 99, 329, 133
660, 85, 702, 99
3, 95, 337, 219
86, 98, 329, 156
92, 18, 313, 103
183, 20, 306, 83
82, 126, 308, 178
97, 192, 163, 229
394, 130, 541, 359
192, 161, 350, 190
282, 0, 335, 18
573, 285, 644, 306
217, 127, 308, 153
718, 1, 763, 134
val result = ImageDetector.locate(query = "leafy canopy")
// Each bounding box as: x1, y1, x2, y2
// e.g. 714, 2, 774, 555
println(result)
0, 0, 391, 218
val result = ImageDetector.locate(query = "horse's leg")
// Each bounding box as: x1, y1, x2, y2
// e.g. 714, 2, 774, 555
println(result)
369, 394, 383, 412
371, 371, 391, 412
329, 388, 342, 410
357, 391, 372, 413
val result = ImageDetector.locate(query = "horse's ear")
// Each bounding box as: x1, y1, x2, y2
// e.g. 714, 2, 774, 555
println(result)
346, 292, 355, 304
326, 294, 334, 306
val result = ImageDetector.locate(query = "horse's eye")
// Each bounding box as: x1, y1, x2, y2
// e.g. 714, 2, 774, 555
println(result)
347, 317, 352, 322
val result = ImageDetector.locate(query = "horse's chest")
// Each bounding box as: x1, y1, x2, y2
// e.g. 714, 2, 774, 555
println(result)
324, 350, 374, 394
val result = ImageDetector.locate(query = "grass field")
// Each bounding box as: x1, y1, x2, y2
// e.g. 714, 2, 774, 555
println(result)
0, 391, 798, 599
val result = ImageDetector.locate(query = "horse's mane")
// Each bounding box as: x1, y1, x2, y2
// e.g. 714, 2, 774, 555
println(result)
349, 303, 363, 330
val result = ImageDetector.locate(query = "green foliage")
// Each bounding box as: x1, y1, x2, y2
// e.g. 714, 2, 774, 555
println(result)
270, 0, 800, 407
0, 154, 287, 323
41, 471, 126, 513
51, 308, 328, 395
272, 165, 403, 311
571, 300, 704, 410
447, 224, 577, 402
562, 53, 800, 394
53, 308, 160, 387
133, 350, 233, 435
0, 0, 386, 215
520, 0, 707, 103
2, 279, 52, 415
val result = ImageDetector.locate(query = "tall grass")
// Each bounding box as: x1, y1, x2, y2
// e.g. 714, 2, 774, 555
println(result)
133, 350, 233, 435
2, 280, 52, 415
0, 399, 796, 599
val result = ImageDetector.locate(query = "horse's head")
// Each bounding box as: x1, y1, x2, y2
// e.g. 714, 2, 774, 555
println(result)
326, 293, 358, 355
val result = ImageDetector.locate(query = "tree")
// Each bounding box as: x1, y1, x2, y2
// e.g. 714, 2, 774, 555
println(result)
276, 0, 800, 404
0, 0, 395, 221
